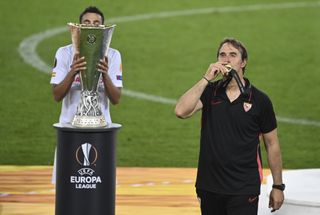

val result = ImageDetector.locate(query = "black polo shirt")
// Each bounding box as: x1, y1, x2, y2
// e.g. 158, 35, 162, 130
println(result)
196, 78, 277, 195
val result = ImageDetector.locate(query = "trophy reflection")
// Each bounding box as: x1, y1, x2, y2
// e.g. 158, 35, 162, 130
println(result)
68, 23, 116, 128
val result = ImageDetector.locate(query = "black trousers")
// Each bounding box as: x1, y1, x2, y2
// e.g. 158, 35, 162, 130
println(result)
196, 189, 259, 215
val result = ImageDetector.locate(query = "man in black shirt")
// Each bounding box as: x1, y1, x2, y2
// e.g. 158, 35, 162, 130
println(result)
175, 38, 284, 215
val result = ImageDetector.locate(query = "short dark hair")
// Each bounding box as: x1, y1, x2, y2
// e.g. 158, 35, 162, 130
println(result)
79, 6, 105, 24
216, 38, 248, 72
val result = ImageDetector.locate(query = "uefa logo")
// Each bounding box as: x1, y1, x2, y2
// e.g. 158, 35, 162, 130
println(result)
76, 143, 98, 166
86, 34, 97, 45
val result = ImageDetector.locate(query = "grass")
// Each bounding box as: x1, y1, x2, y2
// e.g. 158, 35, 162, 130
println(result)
0, 0, 319, 168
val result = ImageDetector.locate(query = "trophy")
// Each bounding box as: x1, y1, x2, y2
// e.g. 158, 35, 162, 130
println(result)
68, 23, 116, 128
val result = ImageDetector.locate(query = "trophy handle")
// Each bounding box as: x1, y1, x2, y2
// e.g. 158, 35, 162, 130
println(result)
102, 25, 116, 57
68, 23, 81, 56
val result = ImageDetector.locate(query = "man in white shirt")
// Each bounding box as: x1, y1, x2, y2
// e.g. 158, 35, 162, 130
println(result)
50, 6, 123, 183
50, 6, 123, 125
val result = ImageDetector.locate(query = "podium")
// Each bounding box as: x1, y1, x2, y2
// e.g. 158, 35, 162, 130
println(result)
53, 123, 121, 215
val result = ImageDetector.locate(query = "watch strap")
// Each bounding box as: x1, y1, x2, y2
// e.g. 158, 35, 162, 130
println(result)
272, 183, 285, 191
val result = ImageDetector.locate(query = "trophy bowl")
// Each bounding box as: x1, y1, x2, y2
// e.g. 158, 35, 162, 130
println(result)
68, 23, 116, 128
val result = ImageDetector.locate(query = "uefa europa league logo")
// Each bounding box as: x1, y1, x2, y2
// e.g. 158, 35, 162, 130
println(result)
72, 143, 102, 189
76, 143, 98, 166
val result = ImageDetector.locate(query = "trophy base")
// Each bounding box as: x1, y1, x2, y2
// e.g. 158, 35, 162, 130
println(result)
72, 115, 107, 128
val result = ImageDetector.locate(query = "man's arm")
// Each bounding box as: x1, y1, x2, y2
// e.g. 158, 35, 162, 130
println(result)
262, 128, 284, 212
52, 56, 86, 102
98, 57, 122, 105
174, 79, 206, 119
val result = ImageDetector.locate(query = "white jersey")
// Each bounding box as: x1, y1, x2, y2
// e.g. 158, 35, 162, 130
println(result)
50, 44, 123, 124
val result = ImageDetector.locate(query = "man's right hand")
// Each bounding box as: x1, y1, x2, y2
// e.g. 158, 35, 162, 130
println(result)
52, 55, 86, 102
203, 62, 229, 81
70, 56, 86, 75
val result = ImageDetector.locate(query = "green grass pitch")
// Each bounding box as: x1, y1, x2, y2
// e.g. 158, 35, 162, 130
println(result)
0, 0, 319, 168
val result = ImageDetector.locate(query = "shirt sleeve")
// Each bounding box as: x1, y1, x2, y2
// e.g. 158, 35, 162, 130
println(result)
259, 95, 277, 133
200, 82, 215, 107
50, 47, 71, 85
107, 49, 123, 88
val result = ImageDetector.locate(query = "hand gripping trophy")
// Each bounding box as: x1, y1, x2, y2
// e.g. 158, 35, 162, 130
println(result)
68, 23, 116, 128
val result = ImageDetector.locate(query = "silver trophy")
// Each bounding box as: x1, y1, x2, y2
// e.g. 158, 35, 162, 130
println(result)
68, 23, 116, 128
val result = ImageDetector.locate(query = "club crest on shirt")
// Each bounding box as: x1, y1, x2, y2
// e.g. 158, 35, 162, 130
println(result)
243, 102, 252, 112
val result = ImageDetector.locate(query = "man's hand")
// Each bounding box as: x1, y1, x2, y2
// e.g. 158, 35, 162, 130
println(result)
97, 56, 121, 105
70, 55, 86, 75
269, 189, 284, 212
203, 62, 229, 81
98, 56, 109, 79
52, 55, 87, 102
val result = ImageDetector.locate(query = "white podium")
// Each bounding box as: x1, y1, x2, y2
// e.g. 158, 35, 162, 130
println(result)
266, 169, 320, 215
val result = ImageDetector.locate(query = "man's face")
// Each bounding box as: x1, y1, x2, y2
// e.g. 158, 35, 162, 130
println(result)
81, 12, 103, 26
218, 43, 246, 74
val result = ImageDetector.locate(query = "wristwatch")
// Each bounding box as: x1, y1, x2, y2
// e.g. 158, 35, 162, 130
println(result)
272, 183, 286, 191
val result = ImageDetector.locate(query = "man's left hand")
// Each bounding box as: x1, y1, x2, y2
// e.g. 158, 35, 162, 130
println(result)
269, 189, 284, 212
98, 57, 109, 79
